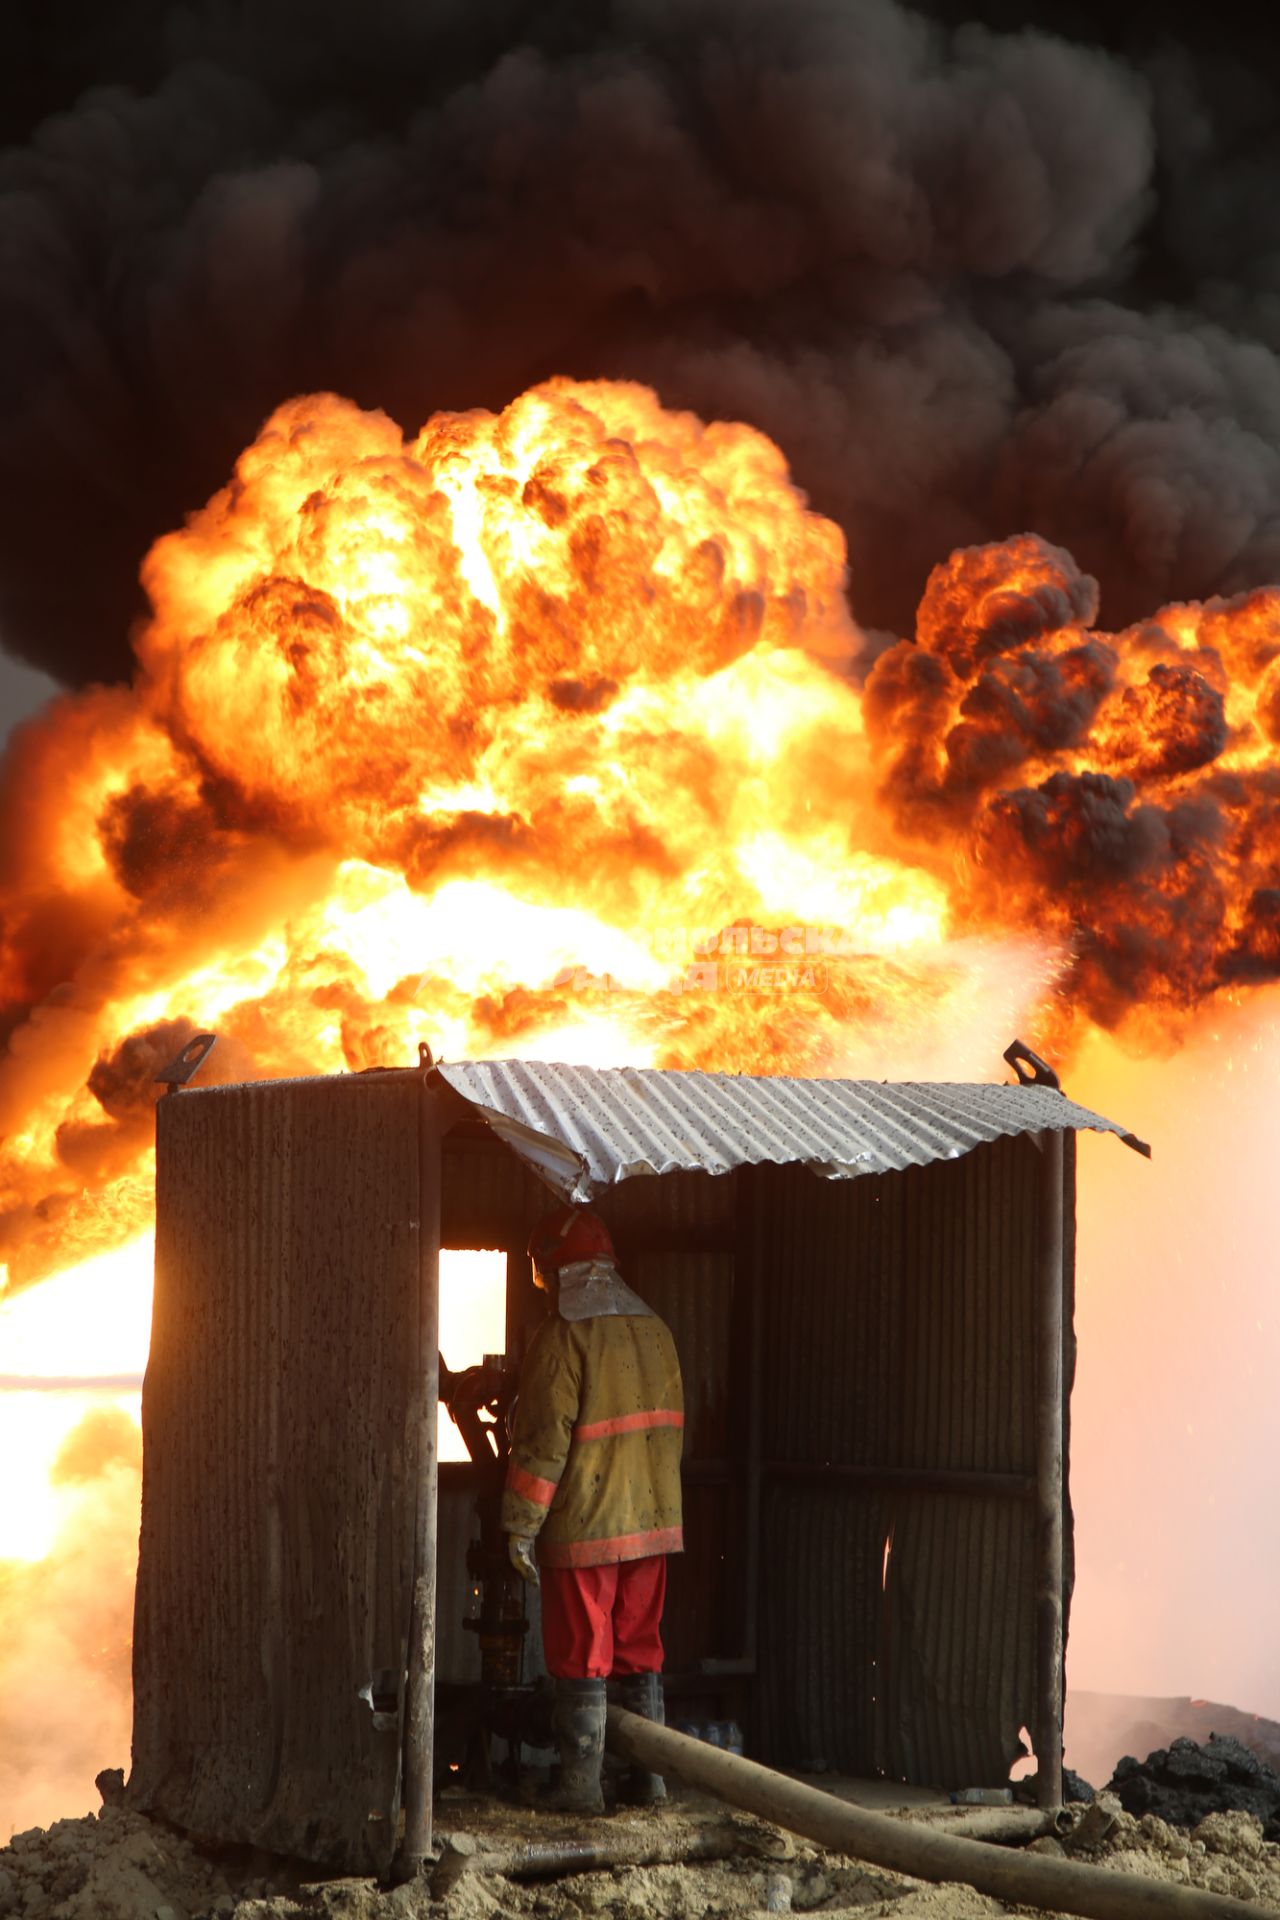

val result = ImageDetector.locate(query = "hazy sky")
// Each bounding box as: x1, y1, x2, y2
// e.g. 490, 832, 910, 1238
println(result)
0, 649, 57, 747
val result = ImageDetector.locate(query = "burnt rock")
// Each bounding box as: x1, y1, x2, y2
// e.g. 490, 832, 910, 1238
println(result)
95, 1766, 126, 1807
1013, 1766, 1096, 1806
1108, 1735, 1280, 1840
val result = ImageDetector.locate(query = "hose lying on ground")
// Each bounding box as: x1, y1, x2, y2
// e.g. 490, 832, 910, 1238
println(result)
605, 1706, 1258, 1920
429, 1815, 783, 1898
921, 1805, 1074, 1844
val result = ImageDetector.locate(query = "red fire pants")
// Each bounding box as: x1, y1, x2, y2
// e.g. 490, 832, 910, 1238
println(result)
540, 1554, 667, 1679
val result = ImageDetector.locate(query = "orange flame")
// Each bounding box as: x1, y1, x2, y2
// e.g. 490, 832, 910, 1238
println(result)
3, 370, 1278, 1452
3, 377, 1280, 1827
2, 376, 1059, 1295
4, 375, 1279, 1288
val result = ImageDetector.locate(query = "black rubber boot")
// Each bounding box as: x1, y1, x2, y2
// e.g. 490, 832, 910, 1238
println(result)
547, 1677, 606, 1813
617, 1670, 667, 1805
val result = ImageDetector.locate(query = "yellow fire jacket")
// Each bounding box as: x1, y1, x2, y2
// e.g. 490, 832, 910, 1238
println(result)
501, 1308, 684, 1568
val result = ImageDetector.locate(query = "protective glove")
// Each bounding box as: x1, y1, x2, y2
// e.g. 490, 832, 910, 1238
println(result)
508, 1533, 540, 1587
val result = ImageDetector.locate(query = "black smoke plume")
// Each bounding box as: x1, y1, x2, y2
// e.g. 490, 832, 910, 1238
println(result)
1, 0, 1279, 688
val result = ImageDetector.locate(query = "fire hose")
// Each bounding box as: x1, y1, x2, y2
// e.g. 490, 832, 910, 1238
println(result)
605, 1707, 1260, 1920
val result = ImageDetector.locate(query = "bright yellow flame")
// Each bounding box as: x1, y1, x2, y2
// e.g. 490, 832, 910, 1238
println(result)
0, 376, 983, 1308
0, 1236, 151, 1561
736, 832, 948, 945
438, 1248, 507, 1463
0, 1390, 140, 1562
0, 1235, 152, 1379
504, 1016, 660, 1071
319, 866, 670, 1001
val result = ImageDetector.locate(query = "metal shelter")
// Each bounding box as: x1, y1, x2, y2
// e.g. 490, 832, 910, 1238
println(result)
129, 1053, 1144, 1874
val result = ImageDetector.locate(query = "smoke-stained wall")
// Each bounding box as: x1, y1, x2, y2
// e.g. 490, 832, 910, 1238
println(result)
2, 0, 1280, 685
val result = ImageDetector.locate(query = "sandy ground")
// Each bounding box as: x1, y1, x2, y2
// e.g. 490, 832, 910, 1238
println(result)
5, 1781, 1280, 1920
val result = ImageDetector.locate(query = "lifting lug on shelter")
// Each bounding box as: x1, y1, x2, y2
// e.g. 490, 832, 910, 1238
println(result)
1002, 1037, 1061, 1091
153, 1031, 217, 1094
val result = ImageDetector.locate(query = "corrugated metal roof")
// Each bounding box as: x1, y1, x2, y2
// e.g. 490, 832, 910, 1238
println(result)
433, 1060, 1147, 1203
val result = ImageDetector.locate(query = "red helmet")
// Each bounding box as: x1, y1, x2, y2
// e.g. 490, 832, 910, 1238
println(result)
527, 1205, 616, 1278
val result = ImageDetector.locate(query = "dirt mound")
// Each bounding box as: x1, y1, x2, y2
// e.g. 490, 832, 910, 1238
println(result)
1108, 1733, 1280, 1840
1056, 1790, 1280, 1907
7, 1782, 1280, 1918
0, 1807, 1007, 1920
0, 1805, 240, 1919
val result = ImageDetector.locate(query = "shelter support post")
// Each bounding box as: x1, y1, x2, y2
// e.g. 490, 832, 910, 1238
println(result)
396, 1082, 443, 1878
1034, 1127, 1066, 1808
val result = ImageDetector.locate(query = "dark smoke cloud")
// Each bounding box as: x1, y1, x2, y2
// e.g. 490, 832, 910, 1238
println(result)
857, 520, 1280, 1030
85, 1017, 194, 1122
974, 768, 1233, 1020
54, 1016, 249, 1182
1143, 38, 1280, 349
864, 532, 1118, 815
1106, 660, 1228, 779
1, 0, 1278, 687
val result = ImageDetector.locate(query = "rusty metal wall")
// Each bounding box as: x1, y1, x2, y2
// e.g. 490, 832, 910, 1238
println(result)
440, 1124, 546, 1252
754, 1135, 1048, 1786
751, 1154, 894, 1771
130, 1075, 422, 1872
879, 1138, 1040, 1786
134, 1077, 1061, 1847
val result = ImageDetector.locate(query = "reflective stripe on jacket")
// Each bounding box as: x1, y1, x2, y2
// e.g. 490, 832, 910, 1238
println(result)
501, 1310, 684, 1568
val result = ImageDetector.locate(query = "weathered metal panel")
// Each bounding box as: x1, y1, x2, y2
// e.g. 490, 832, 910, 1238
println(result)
440, 1125, 548, 1252
435, 1059, 1140, 1201
754, 1161, 901, 1772
757, 1479, 888, 1770
877, 1139, 1039, 1786
130, 1076, 421, 1872
755, 1138, 1047, 1787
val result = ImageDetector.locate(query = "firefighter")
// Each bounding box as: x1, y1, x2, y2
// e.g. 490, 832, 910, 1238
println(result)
502, 1203, 684, 1813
